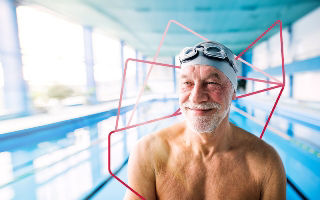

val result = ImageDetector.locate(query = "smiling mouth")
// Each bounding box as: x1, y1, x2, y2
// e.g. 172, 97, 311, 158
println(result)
188, 108, 212, 111
186, 108, 215, 114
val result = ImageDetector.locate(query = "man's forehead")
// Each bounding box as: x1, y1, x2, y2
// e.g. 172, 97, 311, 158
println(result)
180, 65, 225, 79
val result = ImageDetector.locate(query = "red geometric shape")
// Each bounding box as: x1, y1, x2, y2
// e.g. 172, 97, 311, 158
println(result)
108, 58, 181, 200
235, 20, 286, 139
108, 20, 286, 199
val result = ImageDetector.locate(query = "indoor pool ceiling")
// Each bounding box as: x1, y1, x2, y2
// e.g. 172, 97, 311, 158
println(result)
20, 0, 320, 57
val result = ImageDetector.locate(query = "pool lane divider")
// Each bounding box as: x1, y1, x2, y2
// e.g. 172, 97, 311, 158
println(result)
287, 177, 308, 200
0, 98, 177, 189
231, 105, 320, 157
83, 157, 129, 200
231, 105, 320, 199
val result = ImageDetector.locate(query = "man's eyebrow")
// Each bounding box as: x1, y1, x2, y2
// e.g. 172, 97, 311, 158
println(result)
206, 73, 221, 80
180, 74, 189, 79
180, 73, 222, 80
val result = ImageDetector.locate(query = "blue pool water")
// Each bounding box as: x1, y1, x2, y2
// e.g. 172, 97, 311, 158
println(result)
0, 98, 319, 199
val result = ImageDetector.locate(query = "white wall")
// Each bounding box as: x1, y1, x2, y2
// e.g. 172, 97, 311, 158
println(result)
251, 7, 320, 102
92, 30, 176, 101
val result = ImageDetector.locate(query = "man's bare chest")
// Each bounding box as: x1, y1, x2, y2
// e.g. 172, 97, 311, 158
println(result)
155, 155, 261, 200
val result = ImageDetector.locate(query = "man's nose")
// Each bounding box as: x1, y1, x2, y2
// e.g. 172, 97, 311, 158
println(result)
189, 83, 208, 103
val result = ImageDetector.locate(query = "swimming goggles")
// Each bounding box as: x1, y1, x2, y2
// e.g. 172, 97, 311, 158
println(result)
178, 42, 237, 73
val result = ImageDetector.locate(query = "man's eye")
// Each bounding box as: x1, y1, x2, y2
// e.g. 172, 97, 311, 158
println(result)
208, 82, 219, 85
184, 82, 192, 85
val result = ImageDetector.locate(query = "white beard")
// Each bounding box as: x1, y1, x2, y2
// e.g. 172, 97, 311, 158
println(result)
180, 102, 229, 134
186, 114, 221, 134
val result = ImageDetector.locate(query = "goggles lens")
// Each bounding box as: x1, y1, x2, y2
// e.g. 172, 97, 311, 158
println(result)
179, 43, 231, 66
204, 46, 227, 59
179, 47, 198, 63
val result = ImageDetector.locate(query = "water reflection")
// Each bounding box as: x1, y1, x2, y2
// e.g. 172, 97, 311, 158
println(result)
0, 99, 180, 199
3, 98, 318, 199
33, 128, 93, 199
0, 152, 14, 200
233, 100, 320, 151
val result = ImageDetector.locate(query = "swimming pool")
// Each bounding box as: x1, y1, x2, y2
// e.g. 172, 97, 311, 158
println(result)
0, 98, 319, 199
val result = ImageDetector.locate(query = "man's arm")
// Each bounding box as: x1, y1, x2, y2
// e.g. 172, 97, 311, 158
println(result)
124, 138, 157, 200
261, 147, 286, 200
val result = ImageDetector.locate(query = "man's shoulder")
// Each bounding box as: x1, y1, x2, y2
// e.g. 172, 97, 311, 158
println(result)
140, 121, 185, 142
232, 124, 284, 176
232, 125, 286, 197
135, 121, 185, 157
232, 125, 283, 180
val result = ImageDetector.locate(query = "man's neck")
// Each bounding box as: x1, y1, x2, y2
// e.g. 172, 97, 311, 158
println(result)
184, 116, 234, 159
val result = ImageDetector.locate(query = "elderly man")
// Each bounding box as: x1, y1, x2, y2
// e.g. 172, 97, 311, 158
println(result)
124, 41, 286, 200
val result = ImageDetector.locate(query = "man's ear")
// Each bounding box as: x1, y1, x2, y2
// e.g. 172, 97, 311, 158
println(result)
232, 90, 236, 100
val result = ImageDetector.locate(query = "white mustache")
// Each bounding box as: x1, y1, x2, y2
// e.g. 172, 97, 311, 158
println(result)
182, 102, 221, 110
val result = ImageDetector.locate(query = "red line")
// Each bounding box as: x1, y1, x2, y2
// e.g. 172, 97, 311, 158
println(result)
237, 76, 282, 85
108, 131, 146, 200
259, 21, 286, 139
108, 130, 113, 176
126, 58, 181, 69
108, 111, 182, 199
170, 20, 209, 41
279, 21, 286, 88
115, 58, 129, 130
236, 85, 282, 99
116, 56, 181, 130
173, 108, 181, 114
235, 20, 281, 60
109, 19, 286, 200
236, 57, 282, 84
260, 86, 284, 138
126, 20, 174, 127
126, 19, 210, 127
113, 174, 146, 200
127, 20, 209, 127
113, 111, 181, 134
